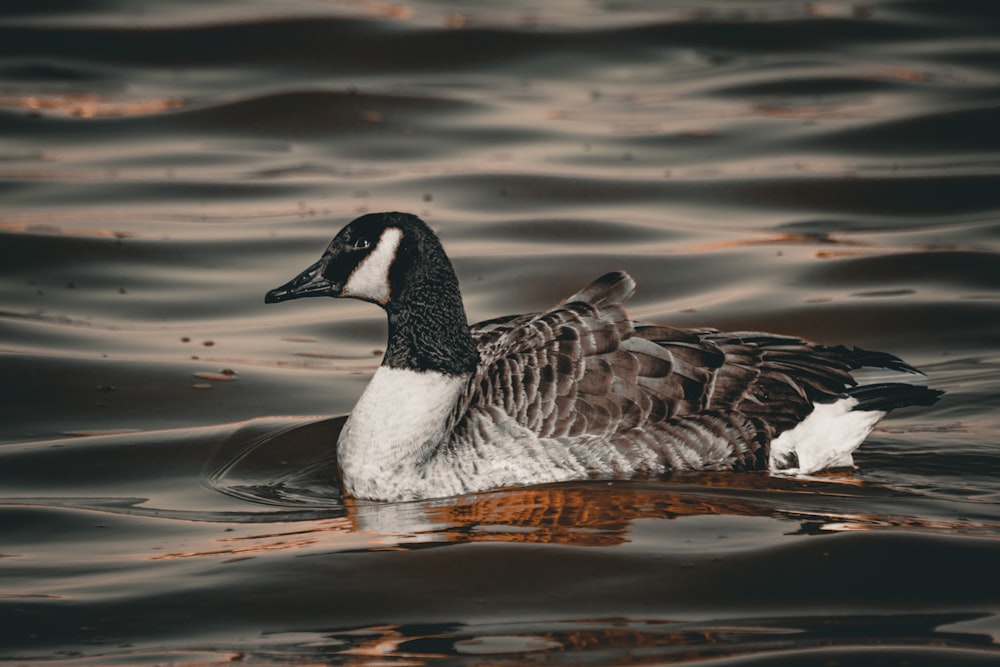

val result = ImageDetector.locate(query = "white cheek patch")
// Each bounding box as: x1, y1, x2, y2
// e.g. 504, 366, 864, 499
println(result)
342, 226, 403, 304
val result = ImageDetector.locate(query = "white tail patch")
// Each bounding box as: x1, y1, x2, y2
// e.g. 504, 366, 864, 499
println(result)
769, 397, 885, 474
342, 226, 403, 304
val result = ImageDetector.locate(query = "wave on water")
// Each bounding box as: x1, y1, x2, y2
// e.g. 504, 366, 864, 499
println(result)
1, 0, 998, 664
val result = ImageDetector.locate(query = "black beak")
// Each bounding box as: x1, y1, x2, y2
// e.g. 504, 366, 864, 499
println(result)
265, 256, 340, 304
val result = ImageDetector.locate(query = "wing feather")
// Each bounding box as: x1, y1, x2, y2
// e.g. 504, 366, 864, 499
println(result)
450, 271, 908, 474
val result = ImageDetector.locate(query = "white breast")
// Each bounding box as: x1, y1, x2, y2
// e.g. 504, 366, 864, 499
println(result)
337, 366, 467, 500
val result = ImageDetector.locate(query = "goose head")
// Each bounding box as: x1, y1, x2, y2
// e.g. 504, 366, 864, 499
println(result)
265, 212, 420, 307
265, 212, 479, 374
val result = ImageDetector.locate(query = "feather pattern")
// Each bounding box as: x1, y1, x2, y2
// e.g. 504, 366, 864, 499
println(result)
439, 272, 940, 488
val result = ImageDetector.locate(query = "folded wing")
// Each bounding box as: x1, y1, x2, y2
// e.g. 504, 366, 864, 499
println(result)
451, 271, 923, 473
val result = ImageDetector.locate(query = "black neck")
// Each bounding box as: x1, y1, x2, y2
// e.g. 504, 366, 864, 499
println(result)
381, 228, 479, 376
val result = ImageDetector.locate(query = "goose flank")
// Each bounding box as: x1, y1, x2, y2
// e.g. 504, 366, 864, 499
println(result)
265, 212, 943, 502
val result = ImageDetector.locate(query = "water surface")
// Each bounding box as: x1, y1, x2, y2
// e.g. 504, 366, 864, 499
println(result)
1, 1, 999, 664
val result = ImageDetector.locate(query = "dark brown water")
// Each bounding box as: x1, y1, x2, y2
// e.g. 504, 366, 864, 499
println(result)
2, 1, 999, 665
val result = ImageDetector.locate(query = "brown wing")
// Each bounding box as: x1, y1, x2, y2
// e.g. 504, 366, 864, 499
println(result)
458, 272, 638, 439
451, 271, 912, 472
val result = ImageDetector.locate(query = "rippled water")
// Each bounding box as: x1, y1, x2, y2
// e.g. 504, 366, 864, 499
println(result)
2, 1, 999, 664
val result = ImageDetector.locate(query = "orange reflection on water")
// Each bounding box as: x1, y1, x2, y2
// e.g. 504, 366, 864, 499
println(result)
339, 624, 444, 666
0, 93, 183, 118
674, 231, 867, 254
151, 518, 353, 560
418, 477, 804, 547
411, 469, 1000, 547
148, 474, 992, 563
330, 617, 798, 666
878, 66, 933, 82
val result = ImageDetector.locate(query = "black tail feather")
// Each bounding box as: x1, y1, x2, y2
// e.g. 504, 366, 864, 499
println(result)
829, 345, 925, 375
846, 383, 944, 412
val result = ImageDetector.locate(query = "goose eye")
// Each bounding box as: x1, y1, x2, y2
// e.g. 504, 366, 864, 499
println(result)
353, 238, 371, 250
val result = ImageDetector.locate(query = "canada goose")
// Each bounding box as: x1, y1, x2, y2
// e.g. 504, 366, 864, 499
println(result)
266, 212, 942, 502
